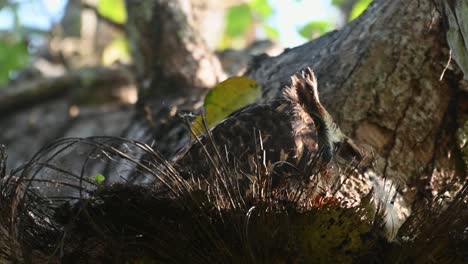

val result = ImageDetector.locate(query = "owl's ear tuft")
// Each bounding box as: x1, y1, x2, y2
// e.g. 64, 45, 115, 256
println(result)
283, 67, 327, 121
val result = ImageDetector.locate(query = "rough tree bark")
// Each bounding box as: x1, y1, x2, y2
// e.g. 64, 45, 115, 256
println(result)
0, 0, 466, 261
121, 0, 467, 204
0, 0, 466, 205
122, 0, 225, 156
244, 0, 468, 202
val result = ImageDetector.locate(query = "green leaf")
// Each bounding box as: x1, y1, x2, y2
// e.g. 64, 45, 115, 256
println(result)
0, 40, 28, 86
298, 21, 332, 40
349, 0, 372, 21
225, 4, 253, 38
191, 77, 261, 137
248, 0, 273, 20
97, 0, 127, 24
94, 173, 106, 184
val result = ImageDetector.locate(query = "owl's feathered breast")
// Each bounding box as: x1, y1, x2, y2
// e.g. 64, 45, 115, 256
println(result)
175, 99, 319, 179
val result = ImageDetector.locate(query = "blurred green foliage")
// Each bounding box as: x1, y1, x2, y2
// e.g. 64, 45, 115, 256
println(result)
98, 0, 127, 24
297, 0, 372, 41
262, 24, 279, 39
349, 0, 372, 21
0, 2, 29, 87
298, 21, 333, 40
331, 0, 347, 6
0, 39, 28, 86
225, 4, 252, 38
250, 0, 274, 18
221, 0, 277, 49
221, 0, 373, 48
332, 0, 372, 21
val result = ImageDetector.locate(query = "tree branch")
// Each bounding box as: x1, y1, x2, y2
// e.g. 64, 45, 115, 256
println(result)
0, 66, 134, 116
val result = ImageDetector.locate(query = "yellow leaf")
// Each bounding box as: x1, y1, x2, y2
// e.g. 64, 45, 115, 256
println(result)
102, 37, 131, 65
191, 77, 261, 138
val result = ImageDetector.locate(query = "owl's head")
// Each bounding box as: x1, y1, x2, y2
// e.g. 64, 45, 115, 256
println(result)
284, 68, 364, 165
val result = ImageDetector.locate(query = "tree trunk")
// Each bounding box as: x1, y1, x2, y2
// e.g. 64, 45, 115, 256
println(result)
122, 0, 225, 157
244, 0, 467, 201
0, 0, 465, 203
0, 1, 466, 261
122, 0, 467, 203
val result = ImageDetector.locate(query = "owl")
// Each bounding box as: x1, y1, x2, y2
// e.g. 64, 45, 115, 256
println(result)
173, 68, 364, 199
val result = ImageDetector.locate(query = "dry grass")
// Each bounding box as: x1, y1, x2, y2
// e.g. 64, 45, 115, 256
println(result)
0, 135, 466, 263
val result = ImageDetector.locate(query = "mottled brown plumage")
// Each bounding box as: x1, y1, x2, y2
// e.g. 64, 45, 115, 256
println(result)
174, 68, 363, 192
